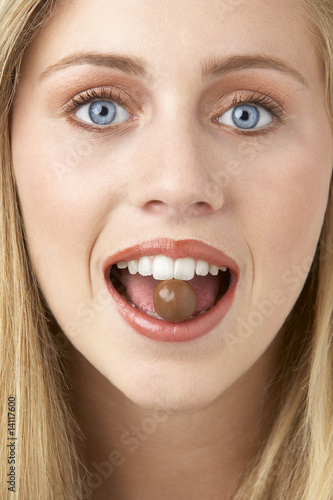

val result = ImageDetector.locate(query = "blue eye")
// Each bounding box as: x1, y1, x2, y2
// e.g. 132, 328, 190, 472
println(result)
75, 100, 130, 126
218, 104, 273, 130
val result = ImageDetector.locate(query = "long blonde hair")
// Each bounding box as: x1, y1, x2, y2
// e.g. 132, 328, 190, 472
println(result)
0, 1, 332, 499
0, 1, 85, 499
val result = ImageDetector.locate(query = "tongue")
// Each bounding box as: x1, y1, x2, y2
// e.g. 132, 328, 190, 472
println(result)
121, 271, 221, 316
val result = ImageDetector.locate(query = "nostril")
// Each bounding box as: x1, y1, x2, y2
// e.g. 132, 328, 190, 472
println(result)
142, 200, 167, 214
193, 200, 211, 212
189, 201, 218, 217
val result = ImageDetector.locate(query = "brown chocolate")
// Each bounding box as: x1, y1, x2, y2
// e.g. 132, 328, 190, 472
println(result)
153, 279, 197, 322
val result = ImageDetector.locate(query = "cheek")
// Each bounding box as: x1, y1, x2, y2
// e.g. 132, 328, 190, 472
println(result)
234, 128, 332, 304
11, 116, 121, 310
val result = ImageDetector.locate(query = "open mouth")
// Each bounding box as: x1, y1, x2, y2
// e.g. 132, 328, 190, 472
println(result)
108, 255, 233, 321
103, 239, 239, 342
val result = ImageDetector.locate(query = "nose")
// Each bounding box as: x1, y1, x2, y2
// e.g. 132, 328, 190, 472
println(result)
128, 119, 225, 219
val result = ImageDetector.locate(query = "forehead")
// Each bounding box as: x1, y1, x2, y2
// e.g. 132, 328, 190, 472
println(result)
23, 0, 322, 88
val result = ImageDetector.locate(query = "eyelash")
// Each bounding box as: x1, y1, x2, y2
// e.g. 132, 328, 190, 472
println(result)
68, 87, 130, 109
63, 87, 134, 131
230, 91, 285, 120
212, 90, 286, 135
64, 87, 285, 133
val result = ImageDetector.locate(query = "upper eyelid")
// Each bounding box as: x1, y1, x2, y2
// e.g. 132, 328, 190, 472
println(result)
63, 85, 286, 114
212, 90, 286, 115
62, 86, 141, 114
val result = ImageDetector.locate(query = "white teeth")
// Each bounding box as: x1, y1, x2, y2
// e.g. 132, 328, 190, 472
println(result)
153, 255, 174, 280
174, 258, 195, 280
128, 260, 138, 275
209, 264, 219, 276
115, 255, 229, 279
145, 310, 164, 319
196, 260, 209, 276
117, 261, 128, 269
138, 256, 153, 276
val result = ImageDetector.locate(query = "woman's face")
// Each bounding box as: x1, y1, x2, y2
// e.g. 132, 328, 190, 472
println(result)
11, 0, 332, 411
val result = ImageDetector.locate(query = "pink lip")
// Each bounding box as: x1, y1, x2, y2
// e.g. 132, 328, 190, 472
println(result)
103, 238, 239, 342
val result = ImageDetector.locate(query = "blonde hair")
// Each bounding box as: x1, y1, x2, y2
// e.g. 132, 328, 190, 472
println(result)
0, 1, 332, 499
234, 1, 333, 498
0, 1, 85, 498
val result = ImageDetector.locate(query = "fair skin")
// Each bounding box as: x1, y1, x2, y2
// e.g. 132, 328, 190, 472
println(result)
11, 0, 332, 498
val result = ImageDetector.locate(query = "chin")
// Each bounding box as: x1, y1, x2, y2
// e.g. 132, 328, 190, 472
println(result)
117, 375, 224, 415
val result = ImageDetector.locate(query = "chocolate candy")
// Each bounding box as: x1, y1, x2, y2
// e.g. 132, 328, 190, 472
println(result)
153, 279, 197, 322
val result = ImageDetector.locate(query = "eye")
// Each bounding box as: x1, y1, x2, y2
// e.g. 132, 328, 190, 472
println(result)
74, 100, 131, 126
217, 104, 273, 130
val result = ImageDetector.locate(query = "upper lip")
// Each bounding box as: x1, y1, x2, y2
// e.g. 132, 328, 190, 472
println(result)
103, 238, 239, 277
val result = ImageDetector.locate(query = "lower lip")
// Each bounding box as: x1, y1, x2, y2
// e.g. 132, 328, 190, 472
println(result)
104, 272, 237, 342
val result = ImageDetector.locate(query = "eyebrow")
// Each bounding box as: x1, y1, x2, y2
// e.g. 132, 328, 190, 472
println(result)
202, 54, 309, 88
38, 53, 149, 81
38, 51, 310, 88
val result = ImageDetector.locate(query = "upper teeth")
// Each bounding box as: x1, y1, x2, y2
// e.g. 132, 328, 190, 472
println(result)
116, 255, 228, 281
